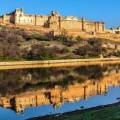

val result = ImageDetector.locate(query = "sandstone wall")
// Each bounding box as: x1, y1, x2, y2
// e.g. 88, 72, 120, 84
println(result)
85, 21, 96, 32
15, 13, 49, 27
15, 14, 35, 25
61, 20, 83, 30
99, 23, 105, 31
2, 15, 11, 24
35, 15, 48, 26
48, 15, 60, 29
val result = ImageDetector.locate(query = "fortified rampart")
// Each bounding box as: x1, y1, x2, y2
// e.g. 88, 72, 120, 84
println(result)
0, 8, 105, 35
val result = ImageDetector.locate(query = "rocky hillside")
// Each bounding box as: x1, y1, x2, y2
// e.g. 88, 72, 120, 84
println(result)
0, 25, 120, 61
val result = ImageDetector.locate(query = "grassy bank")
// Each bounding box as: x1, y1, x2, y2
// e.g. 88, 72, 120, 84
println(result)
28, 102, 120, 120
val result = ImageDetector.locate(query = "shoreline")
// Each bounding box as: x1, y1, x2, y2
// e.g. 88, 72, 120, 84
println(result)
28, 101, 120, 120
0, 58, 119, 70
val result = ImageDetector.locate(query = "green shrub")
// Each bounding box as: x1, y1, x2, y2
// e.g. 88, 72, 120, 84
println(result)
26, 34, 50, 41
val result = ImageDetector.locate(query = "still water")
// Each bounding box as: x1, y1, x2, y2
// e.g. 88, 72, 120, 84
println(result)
0, 64, 120, 120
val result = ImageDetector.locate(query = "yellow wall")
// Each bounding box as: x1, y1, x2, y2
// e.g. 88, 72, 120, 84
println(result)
61, 20, 83, 30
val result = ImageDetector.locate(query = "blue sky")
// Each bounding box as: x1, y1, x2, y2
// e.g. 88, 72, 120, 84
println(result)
0, 0, 120, 28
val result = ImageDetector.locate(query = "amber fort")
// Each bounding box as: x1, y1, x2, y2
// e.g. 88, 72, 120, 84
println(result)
1, 8, 120, 39
0, 9, 106, 34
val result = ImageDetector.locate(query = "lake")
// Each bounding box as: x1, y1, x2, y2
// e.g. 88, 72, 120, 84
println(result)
0, 64, 120, 120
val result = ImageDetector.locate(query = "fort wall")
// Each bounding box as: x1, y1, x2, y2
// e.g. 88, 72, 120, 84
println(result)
35, 15, 48, 26
61, 20, 83, 30
0, 9, 105, 34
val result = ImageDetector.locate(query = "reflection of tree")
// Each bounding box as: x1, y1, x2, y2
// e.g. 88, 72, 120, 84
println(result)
0, 64, 119, 96
74, 65, 103, 79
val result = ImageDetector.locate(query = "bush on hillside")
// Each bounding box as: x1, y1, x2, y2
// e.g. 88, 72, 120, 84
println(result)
26, 34, 50, 41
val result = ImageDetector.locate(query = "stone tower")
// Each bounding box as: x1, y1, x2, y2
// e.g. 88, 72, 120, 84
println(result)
14, 8, 24, 24
48, 11, 61, 29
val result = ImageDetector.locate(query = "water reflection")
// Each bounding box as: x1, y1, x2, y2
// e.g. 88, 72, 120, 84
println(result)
0, 64, 120, 114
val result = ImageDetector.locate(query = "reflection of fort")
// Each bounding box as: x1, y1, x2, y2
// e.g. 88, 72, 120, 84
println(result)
0, 72, 120, 113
